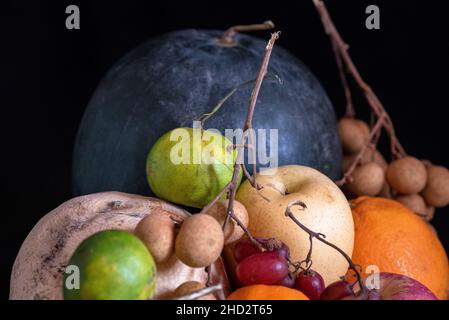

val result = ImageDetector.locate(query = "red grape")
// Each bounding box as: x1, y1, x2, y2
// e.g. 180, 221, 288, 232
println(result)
233, 238, 263, 262
320, 280, 354, 300
277, 272, 295, 288
233, 237, 290, 262
273, 241, 290, 261
236, 252, 289, 286
294, 269, 325, 300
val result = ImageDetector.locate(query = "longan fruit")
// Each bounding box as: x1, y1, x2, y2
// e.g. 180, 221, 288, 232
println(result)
338, 118, 371, 154
378, 181, 392, 198
204, 200, 249, 244
175, 214, 224, 268
343, 148, 388, 172
346, 162, 385, 197
395, 194, 427, 216
425, 205, 435, 222
386, 156, 427, 195
173, 281, 215, 300
422, 165, 449, 207
134, 210, 176, 263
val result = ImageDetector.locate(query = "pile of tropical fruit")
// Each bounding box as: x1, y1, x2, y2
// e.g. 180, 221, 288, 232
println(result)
9, 2, 449, 301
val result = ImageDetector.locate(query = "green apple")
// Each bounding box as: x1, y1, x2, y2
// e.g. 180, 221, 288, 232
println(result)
146, 127, 241, 208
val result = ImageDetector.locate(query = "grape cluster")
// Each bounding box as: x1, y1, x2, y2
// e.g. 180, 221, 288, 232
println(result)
232, 237, 383, 300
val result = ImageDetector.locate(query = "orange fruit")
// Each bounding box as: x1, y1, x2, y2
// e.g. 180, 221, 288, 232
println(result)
351, 197, 449, 299
227, 285, 309, 300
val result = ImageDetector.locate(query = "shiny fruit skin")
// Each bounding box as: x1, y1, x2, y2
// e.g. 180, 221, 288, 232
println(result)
146, 128, 242, 208
63, 230, 156, 300
236, 165, 354, 287
228, 285, 309, 300
295, 270, 325, 300
350, 196, 449, 299
236, 252, 288, 286
277, 273, 295, 288
320, 280, 353, 300
134, 211, 175, 263
234, 237, 290, 262
233, 238, 263, 262
175, 214, 224, 268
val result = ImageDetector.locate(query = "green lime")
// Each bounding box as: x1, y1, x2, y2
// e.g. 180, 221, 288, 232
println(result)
63, 230, 156, 300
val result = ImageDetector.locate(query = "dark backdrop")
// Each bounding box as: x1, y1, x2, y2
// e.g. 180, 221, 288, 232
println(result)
1, 0, 448, 300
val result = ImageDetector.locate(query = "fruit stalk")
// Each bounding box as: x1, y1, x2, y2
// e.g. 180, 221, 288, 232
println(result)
331, 38, 354, 118
312, 0, 407, 163
285, 200, 366, 296
200, 32, 281, 286
223, 31, 280, 236
217, 21, 275, 45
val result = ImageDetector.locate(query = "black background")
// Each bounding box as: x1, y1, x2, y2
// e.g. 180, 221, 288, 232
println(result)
1, 0, 448, 300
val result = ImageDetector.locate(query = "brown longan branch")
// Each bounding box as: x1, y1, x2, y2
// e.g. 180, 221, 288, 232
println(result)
285, 200, 366, 296
331, 39, 354, 118
312, 0, 407, 161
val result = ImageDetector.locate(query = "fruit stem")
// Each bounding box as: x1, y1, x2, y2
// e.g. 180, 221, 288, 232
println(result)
196, 73, 282, 129
285, 200, 367, 296
331, 39, 354, 118
223, 31, 280, 232
217, 21, 275, 46
172, 283, 224, 300
201, 32, 281, 287
312, 0, 407, 161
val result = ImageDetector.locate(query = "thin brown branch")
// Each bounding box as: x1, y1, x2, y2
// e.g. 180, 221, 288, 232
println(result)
312, 0, 407, 160
201, 32, 281, 285
223, 31, 280, 234
331, 39, 354, 117
198, 181, 232, 215
285, 200, 366, 296
218, 21, 275, 45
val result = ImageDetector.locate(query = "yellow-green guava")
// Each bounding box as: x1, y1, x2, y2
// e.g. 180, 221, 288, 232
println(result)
146, 127, 242, 208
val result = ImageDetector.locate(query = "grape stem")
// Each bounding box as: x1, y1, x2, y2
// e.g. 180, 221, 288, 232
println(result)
312, 0, 407, 171
285, 200, 367, 296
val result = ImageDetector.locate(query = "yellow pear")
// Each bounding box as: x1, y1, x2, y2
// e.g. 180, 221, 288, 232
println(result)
236, 165, 354, 286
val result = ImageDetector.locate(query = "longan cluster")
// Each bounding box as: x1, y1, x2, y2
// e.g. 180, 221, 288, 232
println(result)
339, 118, 449, 221
133, 201, 249, 298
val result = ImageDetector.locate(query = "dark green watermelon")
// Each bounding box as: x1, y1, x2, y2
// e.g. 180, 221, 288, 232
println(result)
73, 29, 342, 197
